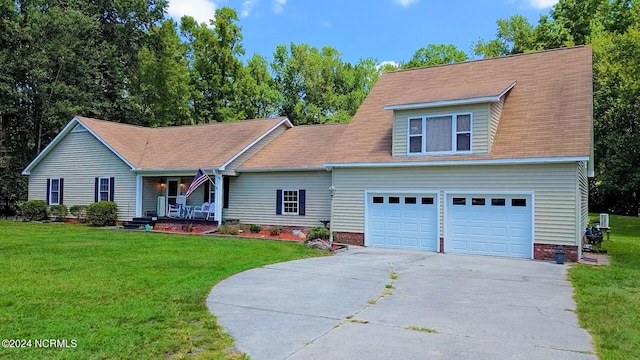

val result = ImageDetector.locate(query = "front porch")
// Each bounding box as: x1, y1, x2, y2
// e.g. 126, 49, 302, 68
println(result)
136, 173, 226, 224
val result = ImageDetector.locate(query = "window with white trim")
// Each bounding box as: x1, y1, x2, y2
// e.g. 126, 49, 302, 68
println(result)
99, 177, 110, 201
49, 178, 61, 205
408, 113, 472, 154
283, 190, 299, 214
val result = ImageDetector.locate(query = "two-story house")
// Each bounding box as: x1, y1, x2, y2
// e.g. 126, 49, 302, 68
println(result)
23, 46, 593, 261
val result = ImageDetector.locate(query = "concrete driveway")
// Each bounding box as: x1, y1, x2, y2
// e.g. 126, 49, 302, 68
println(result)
206, 247, 596, 360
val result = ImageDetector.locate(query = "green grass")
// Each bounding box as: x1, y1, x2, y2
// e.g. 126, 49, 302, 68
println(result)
569, 214, 640, 360
0, 221, 325, 359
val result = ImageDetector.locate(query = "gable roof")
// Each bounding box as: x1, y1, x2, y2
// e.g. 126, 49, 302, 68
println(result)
239, 123, 347, 171
326, 46, 593, 165
23, 116, 292, 174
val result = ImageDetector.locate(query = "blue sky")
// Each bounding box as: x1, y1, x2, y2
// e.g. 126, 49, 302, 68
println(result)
166, 0, 559, 64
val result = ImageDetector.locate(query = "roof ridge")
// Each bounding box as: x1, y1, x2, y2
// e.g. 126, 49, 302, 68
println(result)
151, 117, 285, 130
385, 45, 588, 74
77, 116, 149, 130
294, 123, 349, 128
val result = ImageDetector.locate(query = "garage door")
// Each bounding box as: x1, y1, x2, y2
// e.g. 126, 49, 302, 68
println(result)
367, 194, 438, 251
446, 194, 532, 258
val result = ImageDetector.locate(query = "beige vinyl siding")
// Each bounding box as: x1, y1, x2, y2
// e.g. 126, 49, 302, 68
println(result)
332, 163, 580, 246
392, 104, 490, 157
224, 171, 331, 227
225, 123, 288, 170
578, 161, 589, 231
28, 131, 136, 221
489, 98, 504, 148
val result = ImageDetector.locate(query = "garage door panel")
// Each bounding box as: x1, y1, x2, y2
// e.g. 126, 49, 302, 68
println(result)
367, 194, 438, 251
447, 194, 532, 259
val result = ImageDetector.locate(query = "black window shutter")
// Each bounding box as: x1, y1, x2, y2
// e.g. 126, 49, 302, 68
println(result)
223, 176, 230, 208
299, 189, 306, 216
46, 179, 51, 205
204, 181, 210, 202
276, 189, 282, 215
94, 178, 99, 202
59, 179, 64, 205
109, 177, 115, 202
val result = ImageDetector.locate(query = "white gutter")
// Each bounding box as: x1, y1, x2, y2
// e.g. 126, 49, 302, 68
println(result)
324, 156, 589, 168
237, 166, 327, 173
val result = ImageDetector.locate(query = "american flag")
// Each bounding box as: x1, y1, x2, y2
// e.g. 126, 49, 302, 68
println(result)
184, 169, 209, 197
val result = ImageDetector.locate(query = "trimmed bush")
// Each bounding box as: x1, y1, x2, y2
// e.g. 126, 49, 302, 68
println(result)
49, 204, 68, 222
69, 205, 88, 221
307, 226, 330, 240
86, 201, 118, 226
18, 200, 49, 221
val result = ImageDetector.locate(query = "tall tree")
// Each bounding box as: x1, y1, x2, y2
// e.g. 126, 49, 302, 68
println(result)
132, 19, 192, 127
240, 53, 281, 119
181, 7, 246, 123
403, 44, 468, 68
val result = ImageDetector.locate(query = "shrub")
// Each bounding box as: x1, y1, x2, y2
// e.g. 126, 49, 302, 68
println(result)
249, 224, 261, 233
307, 226, 330, 240
217, 224, 238, 235
69, 205, 88, 221
49, 204, 68, 222
86, 201, 118, 226
18, 200, 48, 221
269, 226, 281, 236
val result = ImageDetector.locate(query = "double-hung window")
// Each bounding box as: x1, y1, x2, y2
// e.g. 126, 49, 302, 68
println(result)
49, 179, 61, 205
99, 177, 110, 201
408, 113, 472, 154
283, 190, 299, 215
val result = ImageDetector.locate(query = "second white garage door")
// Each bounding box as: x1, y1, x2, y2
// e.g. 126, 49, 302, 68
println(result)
366, 194, 438, 251
446, 194, 533, 258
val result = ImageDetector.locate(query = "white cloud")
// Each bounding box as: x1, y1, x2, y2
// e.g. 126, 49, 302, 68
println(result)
167, 0, 217, 25
241, 0, 259, 17
273, 0, 286, 14
394, 0, 419, 7
321, 20, 332, 28
376, 60, 400, 71
526, 0, 558, 9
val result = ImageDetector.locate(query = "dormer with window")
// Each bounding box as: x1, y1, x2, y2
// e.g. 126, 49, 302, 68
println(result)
386, 81, 515, 158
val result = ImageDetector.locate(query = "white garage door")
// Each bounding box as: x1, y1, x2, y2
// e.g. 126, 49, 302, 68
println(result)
367, 194, 438, 251
446, 194, 532, 258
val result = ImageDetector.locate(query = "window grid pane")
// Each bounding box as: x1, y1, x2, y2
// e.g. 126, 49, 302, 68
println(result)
409, 118, 422, 134
99, 178, 110, 201
409, 136, 422, 153
51, 179, 59, 192
456, 133, 470, 151
283, 190, 298, 214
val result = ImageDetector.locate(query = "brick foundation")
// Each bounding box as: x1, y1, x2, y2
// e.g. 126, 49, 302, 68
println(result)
439, 237, 444, 253
534, 243, 578, 262
335, 232, 364, 246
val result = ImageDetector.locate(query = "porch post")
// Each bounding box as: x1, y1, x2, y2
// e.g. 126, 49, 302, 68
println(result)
214, 173, 223, 224
135, 175, 142, 218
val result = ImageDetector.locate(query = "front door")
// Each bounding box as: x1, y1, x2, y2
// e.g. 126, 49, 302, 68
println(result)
166, 178, 182, 211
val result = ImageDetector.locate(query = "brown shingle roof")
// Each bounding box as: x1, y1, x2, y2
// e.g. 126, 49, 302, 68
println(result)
240, 123, 347, 169
77, 116, 289, 170
326, 46, 593, 164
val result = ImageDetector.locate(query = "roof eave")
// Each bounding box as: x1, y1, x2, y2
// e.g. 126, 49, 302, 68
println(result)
219, 117, 293, 171
237, 166, 328, 173
22, 117, 82, 175
324, 156, 589, 168
383, 81, 517, 111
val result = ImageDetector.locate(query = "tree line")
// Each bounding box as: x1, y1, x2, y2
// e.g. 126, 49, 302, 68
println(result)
1, 0, 639, 216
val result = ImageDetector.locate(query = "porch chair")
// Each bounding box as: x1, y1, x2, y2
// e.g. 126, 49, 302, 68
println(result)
192, 202, 209, 219
167, 195, 187, 218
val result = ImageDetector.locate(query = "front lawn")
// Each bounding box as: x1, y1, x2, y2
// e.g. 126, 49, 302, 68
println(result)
569, 214, 640, 360
0, 221, 324, 359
